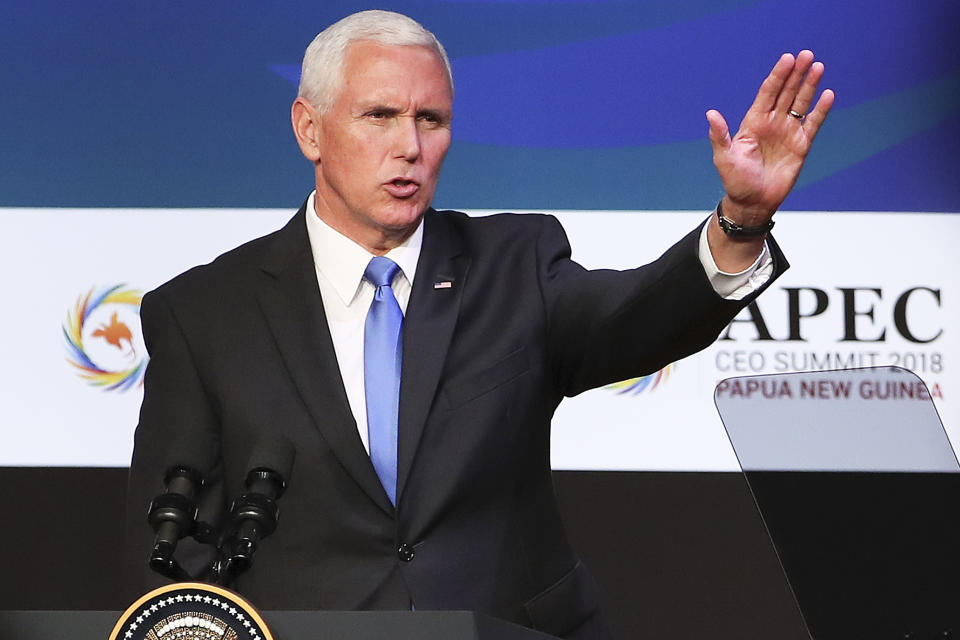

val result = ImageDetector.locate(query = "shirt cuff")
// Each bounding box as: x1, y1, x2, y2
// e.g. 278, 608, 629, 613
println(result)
698, 214, 774, 301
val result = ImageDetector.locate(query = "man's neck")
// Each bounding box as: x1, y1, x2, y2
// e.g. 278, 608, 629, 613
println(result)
311, 192, 420, 256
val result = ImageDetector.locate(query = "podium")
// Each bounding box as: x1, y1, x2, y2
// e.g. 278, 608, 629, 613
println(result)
715, 367, 960, 639
0, 610, 560, 639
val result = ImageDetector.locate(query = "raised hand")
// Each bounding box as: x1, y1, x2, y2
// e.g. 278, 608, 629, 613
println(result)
707, 50, 835, 227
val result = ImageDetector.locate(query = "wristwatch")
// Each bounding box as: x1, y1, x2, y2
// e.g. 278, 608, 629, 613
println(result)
716, 201, 774, 237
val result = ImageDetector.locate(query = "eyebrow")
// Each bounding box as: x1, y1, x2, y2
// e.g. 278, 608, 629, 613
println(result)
360, 103, 401, 115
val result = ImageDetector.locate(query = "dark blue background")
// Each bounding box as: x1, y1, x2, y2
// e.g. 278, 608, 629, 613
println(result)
3, 0, 958, 211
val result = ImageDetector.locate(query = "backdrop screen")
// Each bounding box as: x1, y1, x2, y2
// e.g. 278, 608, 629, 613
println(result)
1, 1, 957, 469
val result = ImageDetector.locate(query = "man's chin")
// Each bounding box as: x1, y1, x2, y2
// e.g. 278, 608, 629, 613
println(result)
377, 201, 431, 230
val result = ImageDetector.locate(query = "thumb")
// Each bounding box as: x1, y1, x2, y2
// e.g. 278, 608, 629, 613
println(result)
706, 109, 731, 152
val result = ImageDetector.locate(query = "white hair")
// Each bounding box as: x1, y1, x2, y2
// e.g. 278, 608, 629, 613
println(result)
298, 10, 453, 113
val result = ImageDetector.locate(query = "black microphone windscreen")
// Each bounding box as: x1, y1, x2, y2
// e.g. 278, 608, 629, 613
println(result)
159, 431, 219, 480
246, 437, 296, 482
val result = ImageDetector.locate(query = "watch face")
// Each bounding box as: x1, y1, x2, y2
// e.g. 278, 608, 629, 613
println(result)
111, 582, 274, 640
718, 216, 738, 234
717, 212, 744, 235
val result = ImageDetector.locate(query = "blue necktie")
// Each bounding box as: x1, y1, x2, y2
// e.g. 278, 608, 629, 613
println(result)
363, 257, 403, 505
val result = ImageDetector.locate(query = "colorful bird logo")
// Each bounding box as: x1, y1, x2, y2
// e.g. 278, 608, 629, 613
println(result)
63, 284, 146, 391
92, 311, 136, 357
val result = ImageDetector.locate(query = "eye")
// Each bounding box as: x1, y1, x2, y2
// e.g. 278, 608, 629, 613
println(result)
417, 111, 449, 127
362, 106, 400, 121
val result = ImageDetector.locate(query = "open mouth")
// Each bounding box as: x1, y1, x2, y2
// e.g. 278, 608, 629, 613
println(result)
385, 179, 419, 198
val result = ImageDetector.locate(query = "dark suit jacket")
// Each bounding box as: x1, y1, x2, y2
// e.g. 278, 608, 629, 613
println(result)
125, 202, 786, 639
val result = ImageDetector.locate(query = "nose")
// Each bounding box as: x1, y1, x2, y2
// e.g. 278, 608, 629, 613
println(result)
392, 116, 421, 162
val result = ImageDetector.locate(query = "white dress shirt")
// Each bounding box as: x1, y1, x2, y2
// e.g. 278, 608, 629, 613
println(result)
303, 191, 772, 450
304, 191, 422, 453
698, 217, 774, 300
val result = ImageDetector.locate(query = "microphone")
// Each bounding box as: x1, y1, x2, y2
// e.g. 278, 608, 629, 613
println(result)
146, 438, 217, 581
214, 438, 295, 586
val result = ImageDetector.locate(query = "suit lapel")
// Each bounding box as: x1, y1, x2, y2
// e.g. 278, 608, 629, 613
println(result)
256, 204, 394, 515
397, 210, 470, 502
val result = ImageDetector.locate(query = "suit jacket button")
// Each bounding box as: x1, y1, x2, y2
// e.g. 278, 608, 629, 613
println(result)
398, 543, 415, 562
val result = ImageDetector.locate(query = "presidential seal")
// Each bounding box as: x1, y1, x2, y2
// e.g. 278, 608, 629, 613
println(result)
110, 582, 274, 640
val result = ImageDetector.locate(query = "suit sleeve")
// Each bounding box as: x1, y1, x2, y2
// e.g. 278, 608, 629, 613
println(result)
535, 215, 786, 397
123, 288, 226, 598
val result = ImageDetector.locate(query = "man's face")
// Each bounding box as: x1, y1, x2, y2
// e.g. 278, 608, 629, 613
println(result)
309, 40, 453, 252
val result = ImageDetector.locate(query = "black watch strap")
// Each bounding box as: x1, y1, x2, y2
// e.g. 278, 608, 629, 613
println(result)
716, 201, 774, 237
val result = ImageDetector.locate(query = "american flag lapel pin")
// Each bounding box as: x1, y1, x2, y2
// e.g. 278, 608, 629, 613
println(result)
433, 279, 453, 290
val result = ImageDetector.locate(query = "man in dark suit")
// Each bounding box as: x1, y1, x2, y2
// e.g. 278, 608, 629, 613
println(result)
125, 10, 833, 639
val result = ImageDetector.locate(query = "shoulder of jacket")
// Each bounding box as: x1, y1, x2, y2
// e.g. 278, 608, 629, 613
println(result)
148, 220, 287, 300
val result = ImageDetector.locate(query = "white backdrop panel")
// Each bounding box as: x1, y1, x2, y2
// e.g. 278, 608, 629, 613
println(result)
0, 209, 955, 469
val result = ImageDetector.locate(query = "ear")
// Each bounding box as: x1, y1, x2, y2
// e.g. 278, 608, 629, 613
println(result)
291, 97, 322, 163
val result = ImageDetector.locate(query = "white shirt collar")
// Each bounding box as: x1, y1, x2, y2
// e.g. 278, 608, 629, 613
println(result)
303, 190, 422, 307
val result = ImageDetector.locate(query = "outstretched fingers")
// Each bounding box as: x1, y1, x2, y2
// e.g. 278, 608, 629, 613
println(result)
802, 88, 835, 140
751, 53, 795, 114
774, 50, 815, 113
789, 59, 825, 118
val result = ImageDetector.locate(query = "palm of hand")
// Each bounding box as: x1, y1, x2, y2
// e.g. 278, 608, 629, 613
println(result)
707, 51, 835, 222
719, 110, 813, 212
